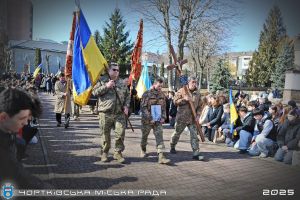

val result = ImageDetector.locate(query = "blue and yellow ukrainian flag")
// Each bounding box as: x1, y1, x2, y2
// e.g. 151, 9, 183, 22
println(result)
229, 88, 239, 134
72, 10, 107, 105
136, 62, 152, 98
33, 64, 42, 79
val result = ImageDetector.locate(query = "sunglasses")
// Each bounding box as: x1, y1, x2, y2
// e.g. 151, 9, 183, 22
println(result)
112, 69, 119, 72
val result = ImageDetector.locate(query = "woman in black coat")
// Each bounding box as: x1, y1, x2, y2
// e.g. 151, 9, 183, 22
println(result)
205, 95, 224, 142
168, 91, 177, 127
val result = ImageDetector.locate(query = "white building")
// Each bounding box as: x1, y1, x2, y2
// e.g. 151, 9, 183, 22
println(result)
142, 52, 164, 76
9, 39, 67, 74
237, 55, 252, 77
225, 52, 253, 78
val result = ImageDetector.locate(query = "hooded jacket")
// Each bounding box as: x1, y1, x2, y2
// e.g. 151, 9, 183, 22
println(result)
235, 112, 256, 134
277, 118, 300, 150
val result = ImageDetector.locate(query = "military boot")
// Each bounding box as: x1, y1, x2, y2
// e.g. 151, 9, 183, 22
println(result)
64, 115, 70, 129
158, 153, 170, 164
64, 123, 69, 129
140, 151, 147, 158
113, 152, 125, 164
101, 152, 109, 162
192, 151, 205, 161
170, 147, 177, 154
140, 148, 148, 158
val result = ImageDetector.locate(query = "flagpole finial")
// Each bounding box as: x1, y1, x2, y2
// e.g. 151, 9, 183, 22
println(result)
75, 0, 80, 10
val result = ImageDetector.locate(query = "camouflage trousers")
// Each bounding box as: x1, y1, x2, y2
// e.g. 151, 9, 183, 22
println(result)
170, 121, 200, 152
73, 103, 80, 117
141, 123, 166, 153
98, 112, 126, 153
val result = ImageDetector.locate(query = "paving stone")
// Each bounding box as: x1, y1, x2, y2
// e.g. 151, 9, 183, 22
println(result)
22, 93, 300, 200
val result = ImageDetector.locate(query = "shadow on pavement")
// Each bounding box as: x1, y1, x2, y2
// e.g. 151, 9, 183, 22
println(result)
48, 176, 138, 189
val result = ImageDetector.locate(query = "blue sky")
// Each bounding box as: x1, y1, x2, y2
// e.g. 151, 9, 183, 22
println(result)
32, 0, 300, 53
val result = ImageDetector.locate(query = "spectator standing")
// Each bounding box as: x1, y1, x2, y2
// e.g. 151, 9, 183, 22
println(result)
205, 95, 223, 142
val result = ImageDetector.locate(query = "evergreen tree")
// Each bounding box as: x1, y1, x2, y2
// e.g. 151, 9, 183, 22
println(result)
160, 62, 164, 78
152, 64, 157, 78
94, 30, 101, 49
35, 48, 41, 68
45, 54, 50, 75
100, 8, 133, 76
210, 59, 232, 93
245, 51, 261, 87
245, 6, 287, 87
270, 38, 294, 92
151, 64, 157, 83
184, 68, 189, 76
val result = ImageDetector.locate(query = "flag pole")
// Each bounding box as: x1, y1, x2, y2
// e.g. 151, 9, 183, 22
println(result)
75, 0, 80, 9
64, 11, 77, 114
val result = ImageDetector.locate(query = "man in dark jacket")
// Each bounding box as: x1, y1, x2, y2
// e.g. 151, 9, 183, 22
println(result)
288, 100, 300, 116
234, 106, 256, 154
0, 88, 46, 189
248, 108, 277, 158
275, 109, 300, 164
217, 103, 231, 143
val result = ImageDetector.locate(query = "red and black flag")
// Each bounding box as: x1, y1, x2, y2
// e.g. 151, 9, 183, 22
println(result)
129, 19, 143, 86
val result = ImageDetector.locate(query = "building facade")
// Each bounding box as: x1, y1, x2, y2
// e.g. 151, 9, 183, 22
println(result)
142, 52, 164, 76
225, 52, 253, 79
9, 39, 67, 74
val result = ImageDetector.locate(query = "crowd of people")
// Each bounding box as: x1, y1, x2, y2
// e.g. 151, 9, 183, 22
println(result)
193, 91, 300, 165
1, 67, 300, 189
0, 71, 58, 94
0, 72, 47, 188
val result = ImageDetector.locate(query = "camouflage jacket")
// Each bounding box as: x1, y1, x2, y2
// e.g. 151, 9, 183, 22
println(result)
174, 87, 202, 124
92, 75, 130, 114
141, 88, 167, 124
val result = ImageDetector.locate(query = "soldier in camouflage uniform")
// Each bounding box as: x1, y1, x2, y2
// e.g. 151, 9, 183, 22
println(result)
140, 78, 170, 164
92, 63, 130, 163
170, 76, 205, 161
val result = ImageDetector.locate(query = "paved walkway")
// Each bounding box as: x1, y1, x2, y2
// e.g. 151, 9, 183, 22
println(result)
22, 93, 300, 200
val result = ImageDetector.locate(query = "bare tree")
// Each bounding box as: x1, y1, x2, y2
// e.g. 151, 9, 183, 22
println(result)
131, 0, 239, 90
131, 0, 174, 90
187, 0, 239, 90
188, 22, 223, 89
4, 47, 13, 72
171, 0, 213, 59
